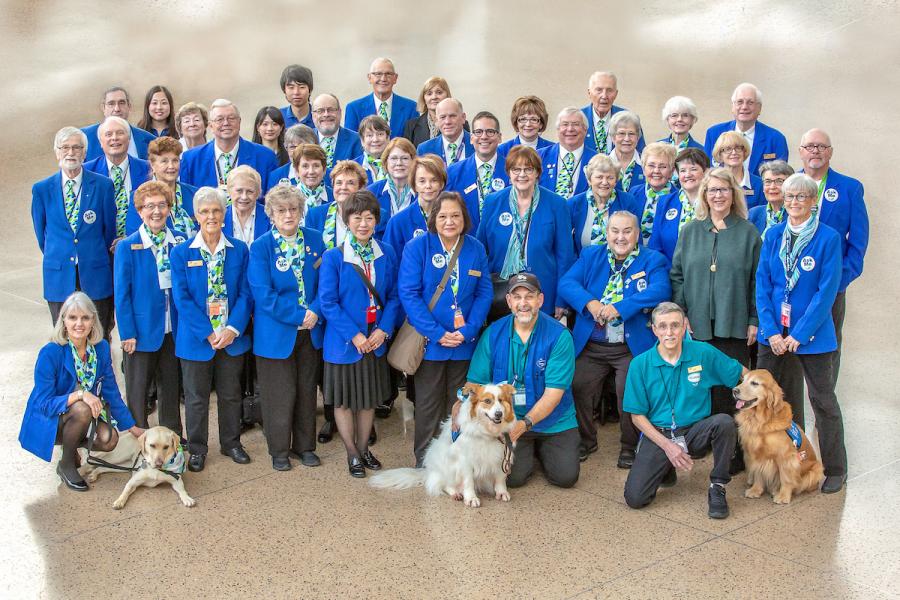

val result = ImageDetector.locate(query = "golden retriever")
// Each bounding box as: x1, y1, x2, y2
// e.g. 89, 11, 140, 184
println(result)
80, 426, 195, 509
733, 369, 824, 504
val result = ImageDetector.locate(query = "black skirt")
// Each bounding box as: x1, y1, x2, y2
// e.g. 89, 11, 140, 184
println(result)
323, 352, 391, 410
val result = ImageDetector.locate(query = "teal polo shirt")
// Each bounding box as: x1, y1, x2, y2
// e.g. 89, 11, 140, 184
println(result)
623, 338, 743, 429
467, 325, 577, 434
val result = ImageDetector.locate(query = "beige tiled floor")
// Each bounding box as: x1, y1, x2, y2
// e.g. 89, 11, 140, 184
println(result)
3, 2, 900, 598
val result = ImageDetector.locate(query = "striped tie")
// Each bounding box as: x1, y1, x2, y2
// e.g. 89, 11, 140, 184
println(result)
110, 164, 127, 237
64, 179, 78, 232
379, 101, 389, 122
221, 152, 233, 184
447, 142, 459, 164
594, 119, 607, 152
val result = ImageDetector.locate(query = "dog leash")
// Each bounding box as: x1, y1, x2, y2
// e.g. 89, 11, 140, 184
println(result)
500, 433, 514, 475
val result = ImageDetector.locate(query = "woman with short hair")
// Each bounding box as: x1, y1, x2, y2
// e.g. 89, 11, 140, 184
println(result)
609, 111, 645, 193
497, 95, 553, 154
750, 160, 794, 237
632, 142, 677, 247
712, 131, 764, 209
383, 154, 447, 256
658, 96, 705, 153
290, 144, 333, 209
355, 116, 391, 184
306, 160, 369, 246
648, 148, 711, 265
369, 137, 417, 225
569, 153, 640, 255
174, 102, 209, 151
125, 136, 197, 236
223, 165, 271, 244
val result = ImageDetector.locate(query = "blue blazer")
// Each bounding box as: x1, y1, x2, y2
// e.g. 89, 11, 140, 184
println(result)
742, 173, 765, 210
318, 127, 364, 165
248, 228, 326, 357
344, 93, 419, 138
383, 201, 428, 258
266, 163, 291, 193
581, 104, 646, 154
114, 228, 185, 351
497, 136, 553, 155
704, 120, 789, 176
125, 183, 197, 236
180, 138, 279, 191
31, 171, 117, 302
756, 222, 842, 354
616, 160, 645, 194
446, 154, 510, 231
280, 104, 315, 129
83, 155, 152, 190
647, 190, 692, 266
568, 190, 641, 256
81, 123, 156, 161
538, 144, 598, 199
223, 202, 272, 242
656, 134, 706, 154
318, 241, 401, 364
417, 132, 475, 164
476, 186, 575, 312
398, 233, 493, 361
631, 184, 677, 246
559, 246, 671, 356
170, 235, 252, 361
19, 340, 136, 461
748, 204, 769, 235
805, 168, 869, 292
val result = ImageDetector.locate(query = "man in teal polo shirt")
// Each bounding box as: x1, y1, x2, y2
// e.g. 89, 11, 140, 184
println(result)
623, 302, 747, 518
461, 272, 579, 488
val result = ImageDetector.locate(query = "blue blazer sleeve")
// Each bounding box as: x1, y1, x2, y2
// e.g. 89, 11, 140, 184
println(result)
228, 240, 253, 334
755, 229, 781, 341
319, 250, 365, 340
31, 181, 48, 253
398, 236, 446, 341
113, 239, 138, 340
552, 194, 576, 306
842, 179, 869, 290
170, 243, 215, 344
461, 246, 493, 341
378, 244, 401, 335
558, 246, 597, 314
30, 344, 71, 420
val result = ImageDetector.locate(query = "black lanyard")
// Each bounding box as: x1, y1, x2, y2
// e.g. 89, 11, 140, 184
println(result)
515, 199, 536, 260
657, 362, 683, 434
510, 324, 533, 389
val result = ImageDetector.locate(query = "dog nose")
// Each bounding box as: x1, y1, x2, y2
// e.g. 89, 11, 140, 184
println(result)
493, 410, 503, 420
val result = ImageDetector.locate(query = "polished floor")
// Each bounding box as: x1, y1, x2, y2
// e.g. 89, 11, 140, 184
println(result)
2, 2, 900, 598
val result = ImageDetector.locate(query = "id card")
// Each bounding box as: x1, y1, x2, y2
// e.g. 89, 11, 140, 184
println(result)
453, 308, 466, 329
671, 435, 688, 454
780, 302, 791, 328
514, 390, 527, 406
208, 299, 228, 326
158, 270, 172, 290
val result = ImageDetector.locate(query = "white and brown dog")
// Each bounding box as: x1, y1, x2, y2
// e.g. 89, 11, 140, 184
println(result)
80, 426, 195, 509
370, 383, 517, 507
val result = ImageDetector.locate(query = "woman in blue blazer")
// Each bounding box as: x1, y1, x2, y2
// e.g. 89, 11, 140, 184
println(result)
569, 153, 640, 255
248, 185, 326, 471
222, 165, 272, 245
713, 131, 764, 209
631, 143, 678, 247
306, 161, 369, 247
124, 137, 197, 236
559, 211, 671, 465
609, 111, 645, 193
756, 173, 846, 493
477, 146, 575, 319
648, 148, 710, 266
748, 160, 792, 236
368, 137, 417, 230
19, 292, 140, 491
273, 143, 334, 208
496, 96, 554, 155
383, 154, 447, 257
114, 181, 185, 436
657, 96, 707, 156
319, 190, 400, 477
398, 192, 492, 466
171, 186, 253, 472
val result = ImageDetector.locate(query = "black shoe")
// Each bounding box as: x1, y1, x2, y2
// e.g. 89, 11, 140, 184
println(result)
708, 483, 729, 519
578, 444, 598, 462
317, 421, 335, 444
728, 451, 746, 476
348, 456, 366, 478
660, 467, 677, 488
56, 463, 88, 492
690, 449, 709, 460
272, 457, 292, 471
188, 454, 206, 472
361, 450, 382, 471
821, 474, 847, 494
299, 451, 321, 467
617, 449, 635, 469
221, 446, 251, 465
375, 402, 393, 419
369, 428, 377, 446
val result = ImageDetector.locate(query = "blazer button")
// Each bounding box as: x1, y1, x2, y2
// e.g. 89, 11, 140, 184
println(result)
73, 239, 78, 244
70, 257, 75, 262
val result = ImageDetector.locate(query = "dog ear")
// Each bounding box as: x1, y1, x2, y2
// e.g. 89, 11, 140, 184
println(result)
139, 430, 148, 457
462, 383, 482, 399
499, 384, 517, 403
170, 430, 180, 451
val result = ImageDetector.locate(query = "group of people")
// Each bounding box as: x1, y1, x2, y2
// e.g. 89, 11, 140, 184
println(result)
20, 59, 868, 519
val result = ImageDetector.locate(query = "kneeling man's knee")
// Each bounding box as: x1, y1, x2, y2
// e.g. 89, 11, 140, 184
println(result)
548, 463, 580, 489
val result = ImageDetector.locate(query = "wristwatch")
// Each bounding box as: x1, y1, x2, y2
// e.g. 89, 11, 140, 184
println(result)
523, 415, 534, 431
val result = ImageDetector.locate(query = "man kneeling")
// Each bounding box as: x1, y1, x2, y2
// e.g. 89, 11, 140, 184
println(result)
623, 302, 747, 518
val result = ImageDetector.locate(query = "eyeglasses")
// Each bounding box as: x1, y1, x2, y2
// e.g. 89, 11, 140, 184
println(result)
516, 116, 541, 125
104, 100, 129, 108
667, 112, 694, 120
387, 155, 412, 163
762, 178, 786, 186
732, 99, 758, 107
472, 128, 500, 138
369, 71, 396, 78
312, 107, 338, 115
57, 145, 85, 153
720, 146, 743, 155
559, 121, 585, 129
614, 131, 638, 139
273, 207, 301, 216
800, 143, 831, 153
211, 116, 239, 125
510, 167, 536, 175
783, 193, 812, 203
140, 202, 169, 212
706, 187, 732, 197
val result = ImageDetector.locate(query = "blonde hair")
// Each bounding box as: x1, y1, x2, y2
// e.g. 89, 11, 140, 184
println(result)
226, 165, 262, 194
51, 292, 104, 345
696, 167, 748, 220
712, 131, 750, 163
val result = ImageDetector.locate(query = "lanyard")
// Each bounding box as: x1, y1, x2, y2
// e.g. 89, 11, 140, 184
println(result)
657, 362, 683, 434
509, 325, 533, 389
783, 232, 797, 301
515, 199, 536, 260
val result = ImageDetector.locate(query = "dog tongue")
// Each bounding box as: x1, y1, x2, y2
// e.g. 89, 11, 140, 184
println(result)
735, 400, 745, 409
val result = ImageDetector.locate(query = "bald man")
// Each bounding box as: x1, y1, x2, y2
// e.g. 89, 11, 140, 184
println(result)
704, 83, 789, 175
416, 98, 474, 164
344, 57, 419, 137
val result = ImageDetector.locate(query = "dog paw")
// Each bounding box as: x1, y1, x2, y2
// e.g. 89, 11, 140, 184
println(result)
464, 496, 481, 508
773, 494, 791, 505
495, 491, 510, 502
744, 488, 762, 499
112, 499, 126, 510
451, 492, 463, 501
85, 472, 98, 483
182, 496, 196, 507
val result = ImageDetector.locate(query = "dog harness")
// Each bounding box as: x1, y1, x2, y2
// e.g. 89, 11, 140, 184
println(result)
786, 422, 803, 450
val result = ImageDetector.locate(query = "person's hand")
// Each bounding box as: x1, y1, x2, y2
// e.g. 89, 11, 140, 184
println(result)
768, 334, 786, 355
121, 338, 137, 354
783, 335, 801, 353
352, 333, 368, 353
81, 391, 103, 418
450, 400, 462, 432
665, 439, 694, 471
207, 332, 219, 346
554, 307, 567, 320
747, 325, 758, 346
599, 304, 620, 322
109, 237, 123, 253
213, 328, 237, 349
509, 420, 527, 443
586, 300, 604, 323
366, 328, 388, 353
301, 309, 319, 330
438, 331, 464, 347
128, 426, 146, 438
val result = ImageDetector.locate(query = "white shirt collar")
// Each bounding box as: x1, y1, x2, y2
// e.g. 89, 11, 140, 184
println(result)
735, 122, 756, 140
318, 129, 339, 142
443, 131, 465, 146
342, 236, 384, 264
373, 94, 393, 113
189, 233, 233, 252
61, 170, 83, 188
214, 139, 240, 161
139, 226, 178, 249
106, 155, 129, 173
475, 154, 497, 171
518, 136, 538, 149
788, 215, 813, 234
558, 145, 584, 164
739, 167, 751, 189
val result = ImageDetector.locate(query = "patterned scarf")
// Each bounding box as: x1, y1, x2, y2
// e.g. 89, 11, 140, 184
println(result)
589, 189, 616, 246
366, 154, 386, 181
639, 183, 672, 244
298, 182, 327, 208
677, 190, 696, 231
620, 160, 636, 191
350, 234, 375, 264
273, 229, 307, 305
387, 178, 414, 215
68, 340, 97, 392
199, 243, 227, 330
763, 203, 786, 238
500, 187, 540, 279
599, 246, 640, 325
779, 216, 818, 293
143, 225, 172, 282
322, 202, 340, 249
669, 134, 691, 152
171, 184, 196, 235
442, 237, 460, 296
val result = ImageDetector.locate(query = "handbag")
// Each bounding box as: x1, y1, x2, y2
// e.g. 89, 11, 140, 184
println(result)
387, 238, 464, 374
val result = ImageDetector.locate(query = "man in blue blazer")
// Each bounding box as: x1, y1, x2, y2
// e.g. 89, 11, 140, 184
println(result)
416, 98, 474, 165
344, 57, 418, 138
798, 128, 869, 379
582, 72, 646, 155
279, 64, 315, 129
32, 126, 117, 334
312, 94, 364, 171
81, 86, 156, 161
445, 111, 509, 230
83, 116, 152, 239
180, 99, 279, 191
704, 83, 789, 175
538, 107, 597, 200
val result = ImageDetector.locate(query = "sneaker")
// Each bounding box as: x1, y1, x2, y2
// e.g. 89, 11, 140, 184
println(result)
616, 449, 635, 469
578, 444, 598, 462
708, 483, 729, 519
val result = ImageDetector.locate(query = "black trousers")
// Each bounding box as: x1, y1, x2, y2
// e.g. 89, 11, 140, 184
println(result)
124, 333, 182, 433
508, 427, 580, 489
757, 345, 847, 476
49, 296, 115, 340
831, 291, 846, 380
708, 336, 751, 416
571, 341, 636, 451
412, 359, 469, 463
624, 413, 736, 509
256, 330, 319, 459
182, 350, 245, 456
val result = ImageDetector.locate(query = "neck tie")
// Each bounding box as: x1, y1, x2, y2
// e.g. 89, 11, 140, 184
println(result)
447, 142, 459, 164
594, 119, 607, 152
111, 164, 127, 237
379, 101, 389, 122
220, 152, 233, 185
478, 163, 494, 213
555, 152, 576, 198
322, 137, 336, 169
64, 179, 78, 232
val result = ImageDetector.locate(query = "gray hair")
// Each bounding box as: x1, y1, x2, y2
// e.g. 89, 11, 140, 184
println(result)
313, 93, 342, 111
782, 173, 818, 198
608, 110, 642, 138
284, 124, 317, 147
98, 115, 131, 139
102, 86, 130, 103
661, 96, 698, 121
210, 98, 240, 118
651, 301, 685, 325
731, 82, 762, 104
587, 71, 618, 88
226, 165, 262, 193
555, 106, 588, 129
193, 186, 227, 214
54, 126, 88, 151
608, 210, 638, 229
369, 57, 396, 72
51, 292, 104, 346
264, 184, 307, 221
758, 159, 794, 179
583, 153, 620, 179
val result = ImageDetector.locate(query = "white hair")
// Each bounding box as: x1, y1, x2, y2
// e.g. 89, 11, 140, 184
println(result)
731, 82, 762, 104
98, 115, 131, 139
661, 96, 698, 121
608, 110, 643, 137
555, 106, 588, 129
193, 186, 228, 215
210, 98, 240, 118
587, 71, 618, 88
54, 127, 87, 151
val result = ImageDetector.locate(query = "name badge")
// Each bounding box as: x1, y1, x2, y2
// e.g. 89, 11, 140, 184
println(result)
745, 189, 755, 195
187, 260, 204, 267
514, 391, 526, 406
83, 210, 96, 224
630, 271, 646, 280
468, 269, 481, 277
432, 254, 446, 268
131, 243, 144, 250
687, 365, 703, 373
464, 183, 478, 195
492, 178, 505, 191
781, 302, 791, 327
158, 270, 172, 290
499, 212, 513, 226
763, 153, 776, 159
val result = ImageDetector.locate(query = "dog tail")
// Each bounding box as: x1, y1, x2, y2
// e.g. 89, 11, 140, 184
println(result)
368, 468, 425, 490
